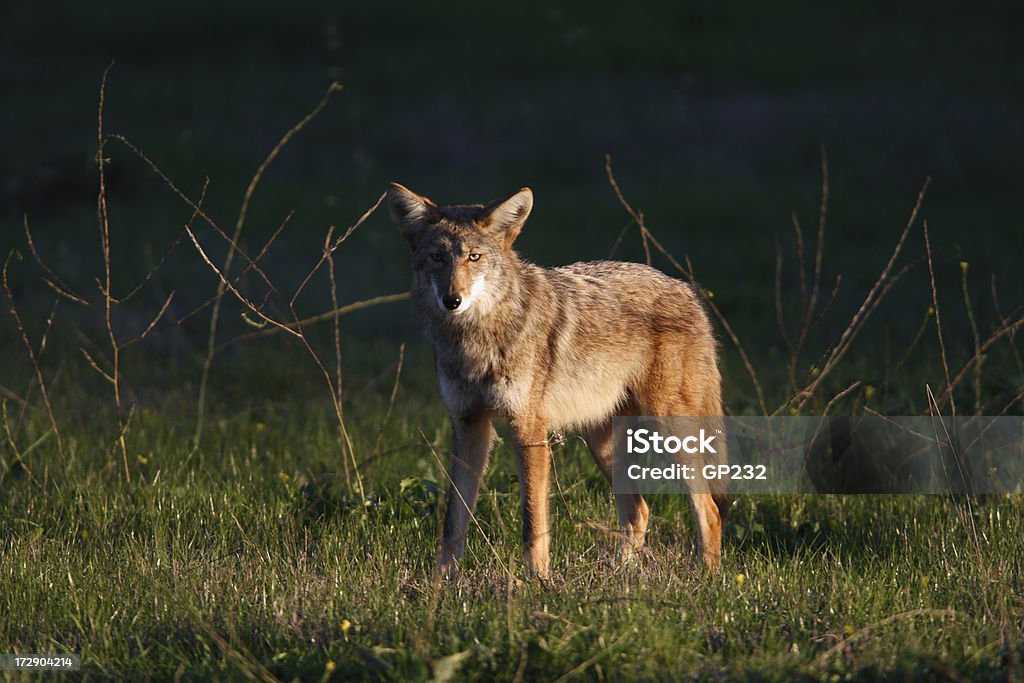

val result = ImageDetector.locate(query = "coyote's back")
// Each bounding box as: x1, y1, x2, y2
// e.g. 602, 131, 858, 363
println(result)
387, 183, 727, 579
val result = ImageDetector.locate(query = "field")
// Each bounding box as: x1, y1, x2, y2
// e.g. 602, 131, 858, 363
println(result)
2, 1, 1023, 680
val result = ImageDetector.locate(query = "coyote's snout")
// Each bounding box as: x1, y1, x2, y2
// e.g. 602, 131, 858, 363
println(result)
387, 183, 728, 579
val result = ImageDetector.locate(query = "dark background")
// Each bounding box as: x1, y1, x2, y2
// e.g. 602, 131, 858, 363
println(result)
3, 0, 1022, 411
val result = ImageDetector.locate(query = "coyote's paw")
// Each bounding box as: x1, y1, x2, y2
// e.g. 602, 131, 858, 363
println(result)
434, 556, 460, 583
614, 534, 648, 569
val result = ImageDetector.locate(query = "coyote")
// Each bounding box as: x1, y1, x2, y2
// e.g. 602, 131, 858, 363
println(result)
387, 183, 727, 579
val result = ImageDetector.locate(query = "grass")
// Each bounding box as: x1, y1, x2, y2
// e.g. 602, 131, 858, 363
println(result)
3, 2, 1024, 679
2, 362, 1022, 680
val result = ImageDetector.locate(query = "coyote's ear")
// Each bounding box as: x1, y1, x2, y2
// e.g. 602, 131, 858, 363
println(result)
478, 188, 533, 250
386, 183, 440, 248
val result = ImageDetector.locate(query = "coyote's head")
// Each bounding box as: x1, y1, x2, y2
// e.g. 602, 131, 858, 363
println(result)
386, 183, 533, 318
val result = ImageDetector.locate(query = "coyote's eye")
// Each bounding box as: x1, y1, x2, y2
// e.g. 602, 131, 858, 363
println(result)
468, 253, 481, 262
430, 253, 444, 262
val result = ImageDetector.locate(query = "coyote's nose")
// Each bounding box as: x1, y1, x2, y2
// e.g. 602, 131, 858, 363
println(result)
442, 294, 462, 310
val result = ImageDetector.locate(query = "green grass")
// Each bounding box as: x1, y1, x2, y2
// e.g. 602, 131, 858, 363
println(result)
2, 357, 1022, 680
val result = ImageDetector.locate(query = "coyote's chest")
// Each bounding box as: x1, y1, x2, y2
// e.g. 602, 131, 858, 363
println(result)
434, 329, 631, 429
435, 335, 529, 418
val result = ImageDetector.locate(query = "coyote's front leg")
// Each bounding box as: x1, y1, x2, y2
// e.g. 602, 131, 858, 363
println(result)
436, 412, 495, 580
509, 416, 552, 579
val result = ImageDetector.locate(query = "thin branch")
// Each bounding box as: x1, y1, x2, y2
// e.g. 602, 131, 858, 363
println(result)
116, 230, 187, 305
603, 155, 651, 265
788, 148, 829, 398
154, 198, 291, 336
604, 154, 767, 414
136, 291, 175, 342
2, 400, 40, 488
893, 305, 934, 373
107, 135, 280, 298
779, 178, 929, 415
0, 384, 27, 407
291, 191, 385, 307
191, 83, 342, 448
235, 81, 344, 261
959, 261, 983, 414
939, 309, 1024, 410
2, 251, 64, 457
809, 145, 828, 324
821, 381, 862, 418
822, 180, 928, 375
991, 274, 1024, 380
372, 343, 406, 459
288, 304, 365, 501
23, 215, 88, 305
224, 291, 411, 348
924, 220, 955, 418
793, 211, 807, 314
774, 232, 795, 392
79, 347, 115, 384
96, 63, 131, 483
689, 256, 769, 416
183, 227, 299, 338
324, 225, 353, 494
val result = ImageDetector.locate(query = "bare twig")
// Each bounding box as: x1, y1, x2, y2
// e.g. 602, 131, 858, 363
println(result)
115, 182, 213, 349
155, 200, 291, 339
79, 346, 115, 384
372, 343, 406, 459
778, 178, 930, 415
222, 291, 411, 349
23, 215, 88, 305
991, 275, 1024, 380
924, 220, 955, 418
123, 240, 187, 305
788, 147, 829, 396
4, 252, 63, 457
324, 225, 354, 494
607, 219, 633, 259
959, 261, 983, 414
893, 306, 933, 373
604, 154, 768, 414
821, 381, 862, 418
95, 63, 131, 483
181, 180, 387, 503
687, 256, 768, 415
2, 400, 41, 488
939, 309, 1024, 411
136, 291, 176, 342
604, 155, 651, 265
191, 82, 343, 448
0, 384, 27, 407
236, 82, 344, 255
107, 136, 280, 296
793, 211, 807, 314
291, 192, 386, 307
183, 228, 299, 338
809, 146, 828, 325
925, 385, 979, 552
